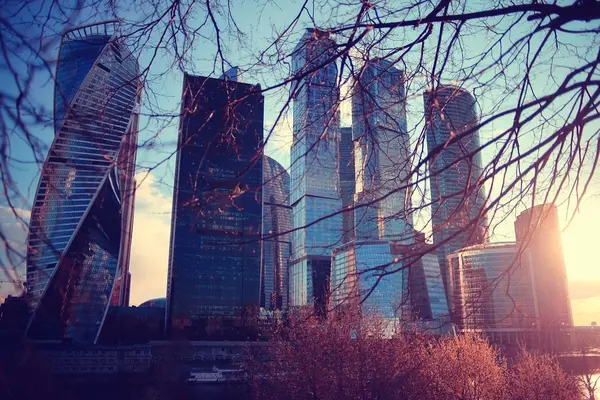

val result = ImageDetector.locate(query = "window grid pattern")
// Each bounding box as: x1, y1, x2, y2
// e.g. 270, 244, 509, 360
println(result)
262, 156, 292, 310
289, 29, 343, 307
447, 244, 538, 330
331, 241, 403, 320
423, 86, 489, 294
166, 74, 263, 336
26, 22, 140, 343
352, 60, 412, 242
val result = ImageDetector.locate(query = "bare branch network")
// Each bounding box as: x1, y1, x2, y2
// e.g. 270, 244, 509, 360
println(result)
0, 0, 599, 330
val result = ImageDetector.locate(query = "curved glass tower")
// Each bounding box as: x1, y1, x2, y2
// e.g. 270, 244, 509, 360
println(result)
447, 243, 538, 330
25, 21, 140, 343
423, 85, 488, 298
261, 156, 292, 311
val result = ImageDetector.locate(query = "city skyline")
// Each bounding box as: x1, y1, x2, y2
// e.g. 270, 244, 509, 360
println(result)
4, 91, 598, 327
6, 93, 598, 328
0, 18, 596, 328
1, 2, 599, 397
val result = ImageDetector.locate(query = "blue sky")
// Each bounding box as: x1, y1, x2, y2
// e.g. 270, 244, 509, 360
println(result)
1, 0, 599, 324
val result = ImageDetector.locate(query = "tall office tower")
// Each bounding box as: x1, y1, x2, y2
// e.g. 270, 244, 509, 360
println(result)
390, 233, 450, 331
353, 59, 412, 242
515, 204, 573, 327
330, 60, 413, 323
331, 241, 402, 328
447, 243, 538, 330
289, 29, 342, 315
339, 127, 355, 244
167, 71, 263, 339
262, 156, 292, 311
25, 21, 141, 343
111, 94, 140, 307
423, 85, 488, 296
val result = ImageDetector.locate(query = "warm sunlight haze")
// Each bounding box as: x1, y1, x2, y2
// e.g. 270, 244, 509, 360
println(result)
563, 197, 600, 326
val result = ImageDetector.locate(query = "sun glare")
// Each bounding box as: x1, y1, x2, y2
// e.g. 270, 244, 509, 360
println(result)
561, 198, 600, 283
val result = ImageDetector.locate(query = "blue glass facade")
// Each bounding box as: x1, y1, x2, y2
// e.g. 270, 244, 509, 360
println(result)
261, 156, 292, 310
166, 72, 263, 339
339, 127, 355, 244
331, 241, 403, 322
353, 60, 412, 242
419, 253, 449, 320
447, 243, 538, 330
28, 170, 123, 342
423, 86, 489, 298
54, 36, 110, 133
387, 235, 452, 333
289, 29, 342, 313
26, 21, 140, 343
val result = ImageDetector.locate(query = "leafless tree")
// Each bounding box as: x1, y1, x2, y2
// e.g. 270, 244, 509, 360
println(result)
1, 0, 599, 341
247, 309, 583, 400
508, 350, 582, 400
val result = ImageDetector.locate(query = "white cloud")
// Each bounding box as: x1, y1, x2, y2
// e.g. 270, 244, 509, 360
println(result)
128, 172, 172, 306
0, 172, 173, 306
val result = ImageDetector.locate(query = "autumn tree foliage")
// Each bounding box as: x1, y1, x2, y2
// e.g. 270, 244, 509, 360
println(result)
423, 335, 507, 400
247, 311, 583, 400
508, 351, 581, 400
247, 307, 430, 400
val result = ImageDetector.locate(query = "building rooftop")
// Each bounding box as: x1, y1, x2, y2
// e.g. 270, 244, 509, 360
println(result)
448, 241, 517, 256
138, 298, 166, 308
63, 20, 119, 41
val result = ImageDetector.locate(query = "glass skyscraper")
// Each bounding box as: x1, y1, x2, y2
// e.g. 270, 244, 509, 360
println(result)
446, 204, 573, 332
25, 21, 140, 343
447, 243, 538, 330
391, 234, 450, 326
515, 204, 573, 328
330, 60, 416, 324
166, 71, 263, 339
262, 156, 292, 311
331, 240, 402, 329
353, 59, 412, 242
339, 127, 355, 244
423, 85, 488, 298
289, 29, 342, 315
